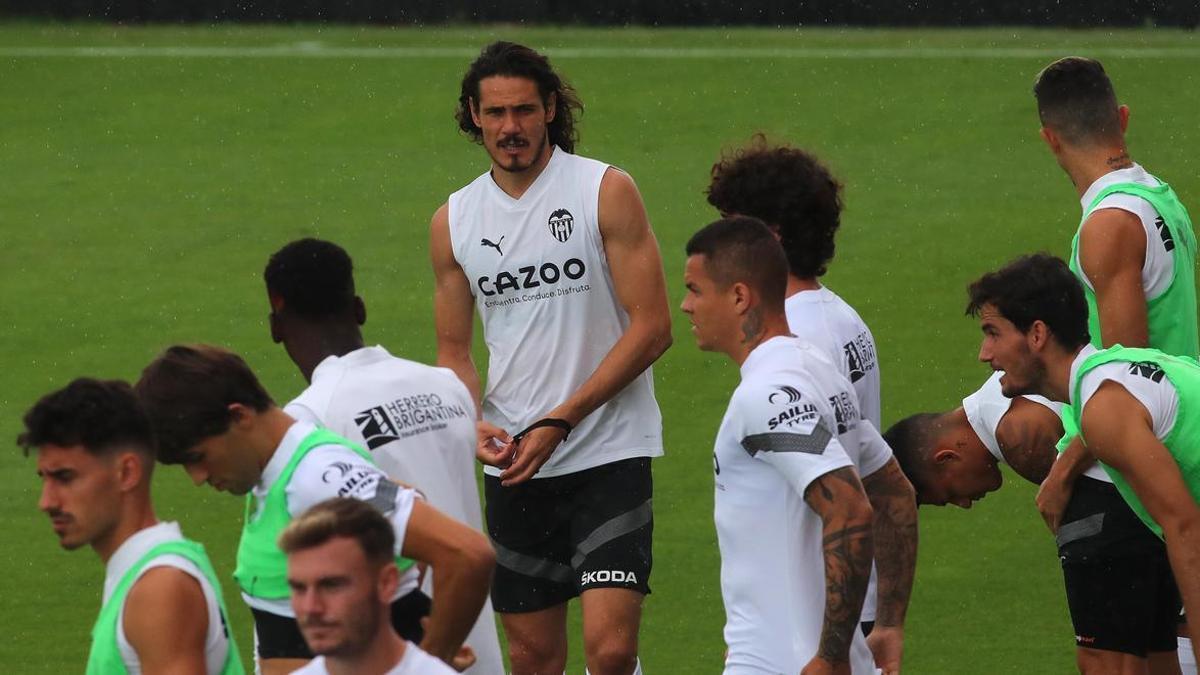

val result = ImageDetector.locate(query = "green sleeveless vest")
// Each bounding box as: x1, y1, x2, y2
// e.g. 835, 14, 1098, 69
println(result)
1068, 180, 1199, 359
1070, 346, 1200, 538
87, 539, 245, 675
234, 427, 415, 600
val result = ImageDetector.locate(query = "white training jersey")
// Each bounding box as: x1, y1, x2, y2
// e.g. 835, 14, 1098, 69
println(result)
965, 371, 1111, 483
1075, 164, 1174, 300
447, 147, 663, 478
785, 286, 882, 430
1070, 345, 1180, 443
285, 346, 504, 675
105, 522, 230, 675
290, 642, 457, 674
713, 336, 886, 674
244, 421, 419, 618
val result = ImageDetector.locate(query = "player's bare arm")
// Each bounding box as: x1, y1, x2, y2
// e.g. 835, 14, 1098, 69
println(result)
1080, 382, 1200, 661
123, 566, 210, 675
1035, 435, 1094, 534
803, 466, 875, 673
1079, 208, 1151, 348
994, 397, 1062, 485
402, 499, 496, 666
860, 458, 916, 674
498, 167, 672, 485
432, 203, 517, 468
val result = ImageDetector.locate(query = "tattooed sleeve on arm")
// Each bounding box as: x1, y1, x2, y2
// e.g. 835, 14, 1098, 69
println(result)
861, 458, 918, 628
804, 466, 875, 664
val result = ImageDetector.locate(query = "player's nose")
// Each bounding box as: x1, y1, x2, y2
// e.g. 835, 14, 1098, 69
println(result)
184, 463, 208, 487
38, 482, 58, 513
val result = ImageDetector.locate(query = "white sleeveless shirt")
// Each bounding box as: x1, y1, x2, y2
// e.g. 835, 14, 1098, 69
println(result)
448, 147, 663, 478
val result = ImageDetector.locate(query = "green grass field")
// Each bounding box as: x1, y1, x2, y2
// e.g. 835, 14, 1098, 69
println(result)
3, 22, 1200, 673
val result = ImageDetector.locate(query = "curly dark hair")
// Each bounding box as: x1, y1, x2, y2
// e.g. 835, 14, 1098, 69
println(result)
707, 135, 844, 279
456, 41, 583, 154
264, 238, 355, 319
966, 253, 1090, 350
18, 378, 155, 458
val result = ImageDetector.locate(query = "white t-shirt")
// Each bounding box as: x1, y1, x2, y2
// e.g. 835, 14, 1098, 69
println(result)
1075, 164, 1174, 300
447, 147, 663, 478
244, 421, 419, 618
285, 346, 504, 675
105, 522, 230, 675
290, 642, 457, 674
1070, 345, 1180, 443
785, 286, 882, 430
958, 371, 1112, 481
714, 336, 884, 674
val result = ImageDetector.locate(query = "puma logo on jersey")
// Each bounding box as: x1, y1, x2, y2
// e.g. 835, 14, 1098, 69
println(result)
580, 570, 638, 585
481, 236, 505, 256
477, 258, 587, 297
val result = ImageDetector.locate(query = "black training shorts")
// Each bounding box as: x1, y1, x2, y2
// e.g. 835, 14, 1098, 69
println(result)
485, 456, 654, 614
1058, 477, 1181, 657
253, 588, 431, 659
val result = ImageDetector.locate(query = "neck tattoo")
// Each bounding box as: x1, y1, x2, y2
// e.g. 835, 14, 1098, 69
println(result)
740, 307, 764, 346
1105, 152, 1132, 170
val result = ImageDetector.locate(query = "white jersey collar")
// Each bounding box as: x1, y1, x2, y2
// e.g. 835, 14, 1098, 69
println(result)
1079, 163, 1151, 212
103, 521, 184, 603
1067, 344, 1101, 407
487, 144, 564, 204
310, 345, 392, 383
258, 420, 319, 495
739, 335, 797, 379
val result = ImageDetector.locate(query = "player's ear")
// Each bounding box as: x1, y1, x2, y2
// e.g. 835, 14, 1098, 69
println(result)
268, 311, 284, 344
1039, 126, 1059, 153
932, 448, 959, 465
1027, 320, 1050, 352
378, 561, 399, 601
227, 403, 255, 431
468, 97, 482, 127
114, 450, 143, 492
730, 281, 751, 315
1117, 104, 1130, 134
544, 92, 557, 123
353, 296, 367, 327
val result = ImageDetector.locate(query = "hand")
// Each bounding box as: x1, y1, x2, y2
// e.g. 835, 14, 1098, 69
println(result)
476, 421, 515, 468
865, 625, 903, 675
800, 656, 850, 675
499, 425, 568, 486
420, 617, 476, 671
1035, 474, 1074, 535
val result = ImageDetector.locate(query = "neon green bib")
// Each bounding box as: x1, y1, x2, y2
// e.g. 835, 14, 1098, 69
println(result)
234, 427, 414, 600
1070, 346, 1200, 538
87, 539, 245, 674
1068, 180, 1199, 358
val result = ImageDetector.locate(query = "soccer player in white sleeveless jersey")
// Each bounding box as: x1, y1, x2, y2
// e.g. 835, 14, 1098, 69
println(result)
430, 42, 672, 675
706, 140, 915, 671
682, 216, 891, 675
21, 378, 244, 674
263, 238, 504, 674
1033, 57, 1198, 673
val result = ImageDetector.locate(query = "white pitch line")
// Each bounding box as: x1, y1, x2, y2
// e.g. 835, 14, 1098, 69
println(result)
2, 45, 1200, 59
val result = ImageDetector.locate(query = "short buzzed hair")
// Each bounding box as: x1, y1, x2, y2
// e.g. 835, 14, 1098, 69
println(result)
279, 497, 395, 567
1033, 57, 1122, 146
264, 238, 356, 320
18, 378, 155, 464
135, 344, 274, 464
685, 215, 789, 309
882, 412, 944, 496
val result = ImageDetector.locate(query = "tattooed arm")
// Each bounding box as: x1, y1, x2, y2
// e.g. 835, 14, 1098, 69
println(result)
994, 397, 1064, 485
860, 458, 917, 674
802, 466, 875, 674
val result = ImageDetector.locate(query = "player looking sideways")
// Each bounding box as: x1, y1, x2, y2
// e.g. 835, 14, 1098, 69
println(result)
970, 253, 1199, 672
134, 344, 493, 675
707, 141, 915, 671
885, 370, 1063, 507
1035, 56, 1198, 671
282, 498, 458, 675
683, 215, 901, 675
21, 377, 245, 675
430, 41, 671, 675
264, 238, 504, 674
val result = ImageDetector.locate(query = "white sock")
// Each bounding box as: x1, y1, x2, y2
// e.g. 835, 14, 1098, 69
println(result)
584, 657, 642, 675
